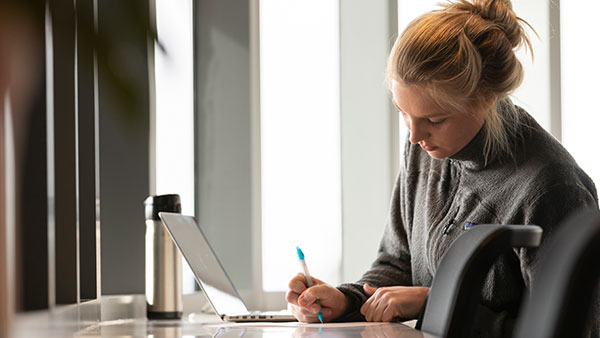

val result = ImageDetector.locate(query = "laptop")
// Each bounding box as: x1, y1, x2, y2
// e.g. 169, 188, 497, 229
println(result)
158, 212, 297, 322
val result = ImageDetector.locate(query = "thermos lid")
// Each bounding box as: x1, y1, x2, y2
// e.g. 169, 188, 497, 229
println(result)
144, 194, 181, 220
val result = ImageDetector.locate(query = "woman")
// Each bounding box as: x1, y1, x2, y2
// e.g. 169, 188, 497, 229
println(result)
286, 0, 598, 337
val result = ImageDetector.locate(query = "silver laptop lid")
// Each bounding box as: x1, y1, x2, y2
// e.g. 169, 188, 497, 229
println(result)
159, 212, 249, 317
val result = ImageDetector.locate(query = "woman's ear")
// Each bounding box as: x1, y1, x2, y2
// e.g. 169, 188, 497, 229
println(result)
469, 92, 498, 121
480, 91, 499, 108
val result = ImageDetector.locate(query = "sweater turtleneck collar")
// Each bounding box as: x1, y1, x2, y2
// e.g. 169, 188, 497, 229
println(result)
448, 124, 488, 171
448, 98, 528, 171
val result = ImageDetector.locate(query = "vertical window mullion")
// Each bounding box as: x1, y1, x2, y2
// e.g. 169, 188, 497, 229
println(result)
50, 0, 79, 305
76, 0, 100, 303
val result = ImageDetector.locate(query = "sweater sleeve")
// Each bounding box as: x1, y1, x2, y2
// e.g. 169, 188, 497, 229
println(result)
518, 182, 597, 286
471, 182, 599, 338
335, 172, 413, 322
517, 182, 599, 337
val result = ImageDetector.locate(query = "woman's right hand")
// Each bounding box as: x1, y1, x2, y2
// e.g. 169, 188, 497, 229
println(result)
286, 273, 349, 323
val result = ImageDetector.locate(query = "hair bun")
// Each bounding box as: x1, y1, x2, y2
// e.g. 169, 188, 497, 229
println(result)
471, 0, 524, 48
448, 0, 526, 49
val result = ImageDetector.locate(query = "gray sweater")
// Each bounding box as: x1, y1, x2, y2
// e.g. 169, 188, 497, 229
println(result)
337, 101, 599, 337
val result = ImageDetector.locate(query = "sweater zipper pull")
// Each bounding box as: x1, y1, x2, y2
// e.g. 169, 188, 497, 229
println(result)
443, 206, 460, 235
443, 219, 455, 235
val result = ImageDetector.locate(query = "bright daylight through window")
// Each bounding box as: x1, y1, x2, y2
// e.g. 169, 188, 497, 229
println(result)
561, 1, 600, 186
259, 0, 342, 292
154, 0, 195, 294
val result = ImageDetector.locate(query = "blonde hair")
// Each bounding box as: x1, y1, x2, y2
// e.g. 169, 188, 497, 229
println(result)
387, 0, 535, 163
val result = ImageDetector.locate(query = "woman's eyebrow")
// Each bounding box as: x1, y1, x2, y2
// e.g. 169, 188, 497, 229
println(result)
425, 112, 449, 118
393, 100, 449, 119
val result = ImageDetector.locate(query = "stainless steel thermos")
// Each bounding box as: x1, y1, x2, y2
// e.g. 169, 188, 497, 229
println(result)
144, 194, 183, 319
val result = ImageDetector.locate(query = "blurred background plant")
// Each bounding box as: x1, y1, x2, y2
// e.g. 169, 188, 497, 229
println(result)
0, 0, 162, 127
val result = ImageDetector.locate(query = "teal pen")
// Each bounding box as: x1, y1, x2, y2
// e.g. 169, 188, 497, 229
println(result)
296, 247, 323, 323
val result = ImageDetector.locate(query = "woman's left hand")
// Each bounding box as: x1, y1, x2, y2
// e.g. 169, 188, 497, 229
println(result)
360, 284, 430, 322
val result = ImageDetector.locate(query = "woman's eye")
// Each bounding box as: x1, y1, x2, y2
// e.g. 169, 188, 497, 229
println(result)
428, 118, 446, 125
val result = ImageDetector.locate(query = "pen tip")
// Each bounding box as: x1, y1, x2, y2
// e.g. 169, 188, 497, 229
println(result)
318, 312, 323, 323
296, 246, 304, 260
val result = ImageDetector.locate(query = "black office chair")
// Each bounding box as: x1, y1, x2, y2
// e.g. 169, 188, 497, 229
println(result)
514, 208, 600, 338
418, 224, 543, 338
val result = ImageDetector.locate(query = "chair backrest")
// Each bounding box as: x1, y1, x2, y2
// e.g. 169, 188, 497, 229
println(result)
420, 224, 542, 338
514, 208, 600, 338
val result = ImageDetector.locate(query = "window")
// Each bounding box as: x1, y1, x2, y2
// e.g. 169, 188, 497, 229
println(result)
154, 0, 196, 294
259, 0, 342, 292
561, 1, 600, 186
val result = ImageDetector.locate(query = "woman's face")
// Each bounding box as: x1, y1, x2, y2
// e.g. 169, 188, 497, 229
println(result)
391, 80, 486, 159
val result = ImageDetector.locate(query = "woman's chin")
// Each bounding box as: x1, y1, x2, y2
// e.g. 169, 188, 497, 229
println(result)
425, 149, 447, 159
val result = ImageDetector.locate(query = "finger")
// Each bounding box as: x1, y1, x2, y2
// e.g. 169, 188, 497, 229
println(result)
373, 294, 390, 322
288, 273, 308, 294
298, 301, 321, 315
381, 305, 397, 322
371, 298, 387, 322
360, 298, 370, 317
365, 301, 377, 322
308, 275, 325, 285
361, 297, 376, 322
298, 306, 320, 317
296, 273, 325, 287
296, 309, 322, 323
298, 284, 332, 306
320, 307, 332, 319
300, 308, 332, 321
363, 289, 386, 322
361, 292, 376, 318
290, 304, 320, 323
286, 290, 300, 305
361, 303, 369, 321
372, 290, 392, 322
297, 298, 322, 315
360, 286, 378, 317
300, 315, 322, 324
289, 304, 304, 322
363, 283, 377, 296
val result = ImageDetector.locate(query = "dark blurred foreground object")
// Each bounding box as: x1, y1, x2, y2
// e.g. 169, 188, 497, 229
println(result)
144, 194, 182, 319
0, 0, 161, 128
419, 224, 543, 338
1, 2, 44, 337
514, 208, 600, 338
2, 0, 162, 336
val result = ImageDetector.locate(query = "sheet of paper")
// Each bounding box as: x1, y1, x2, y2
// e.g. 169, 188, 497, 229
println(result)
204, 321, 394, 328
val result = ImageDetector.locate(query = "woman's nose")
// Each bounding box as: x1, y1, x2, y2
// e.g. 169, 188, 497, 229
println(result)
408, 119, 428, 144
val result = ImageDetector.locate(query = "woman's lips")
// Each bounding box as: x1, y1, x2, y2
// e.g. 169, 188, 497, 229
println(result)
420, 144, 438, 152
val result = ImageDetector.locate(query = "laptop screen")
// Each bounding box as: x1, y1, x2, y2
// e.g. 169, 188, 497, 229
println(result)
159, 213, 249, 316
